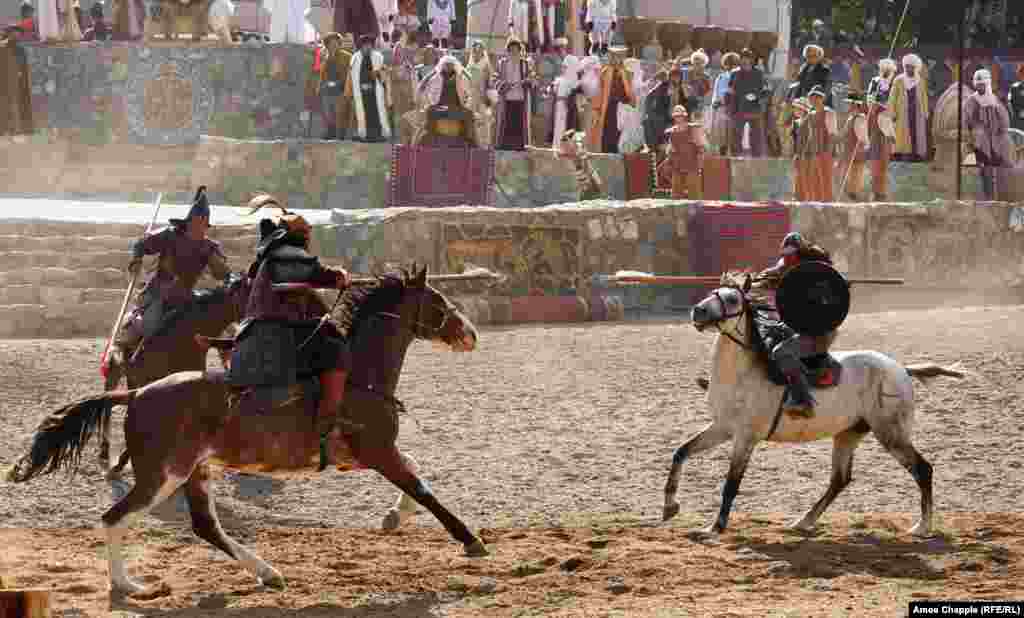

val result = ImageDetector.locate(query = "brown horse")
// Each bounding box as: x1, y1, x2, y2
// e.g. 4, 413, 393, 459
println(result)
8, 267, 487, 596
100, 271, 427, 531
99, 272, 248, 463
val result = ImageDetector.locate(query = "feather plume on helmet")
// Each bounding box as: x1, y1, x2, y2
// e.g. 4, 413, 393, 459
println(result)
245, 194, 313, 254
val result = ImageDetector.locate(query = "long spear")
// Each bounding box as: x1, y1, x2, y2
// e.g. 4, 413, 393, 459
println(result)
100, 192, 163, 378
270, 267, 507, 292
597, 270, 904, 286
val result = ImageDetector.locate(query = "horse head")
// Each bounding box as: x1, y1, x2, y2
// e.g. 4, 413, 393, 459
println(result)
691, 272, 754, 346
346, 264, 478, 353
397, 264, 479, 352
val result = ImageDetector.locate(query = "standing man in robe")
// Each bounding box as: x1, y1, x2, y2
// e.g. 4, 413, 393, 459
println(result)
427, 0, 454, 49
584, 0, 614, 56
710, 51, 738, 155
791, 44, 831, 108
373, 0, 397, 44
319, 32, 354, 140
797, 86, 838, 201
889, 53, 930, 162
491, 38, 536, 151
1008, 64, 1024, 132
865, 58, 896, 201
266, 0, 308, 43
643, 61, 688, 152
587, 46, 635, 154
549, 54, 582, 148
658, 105, 706, 199
966, 69, 1013, 201
729, 47, 768, 157
836, 92, 869, 201
334, 0, 378, 46
350, 34, 392, 143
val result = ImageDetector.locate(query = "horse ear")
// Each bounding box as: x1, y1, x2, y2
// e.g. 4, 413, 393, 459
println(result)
743, 274, 752, 293
416, 264, 429, 285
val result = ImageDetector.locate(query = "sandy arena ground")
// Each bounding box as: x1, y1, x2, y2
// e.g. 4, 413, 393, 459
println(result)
1, 304, 1023, 617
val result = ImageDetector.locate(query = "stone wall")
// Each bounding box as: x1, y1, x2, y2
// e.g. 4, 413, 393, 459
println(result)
6, 131, 1018, 208
1, 199, 1023, 337
22, 42, 309, 146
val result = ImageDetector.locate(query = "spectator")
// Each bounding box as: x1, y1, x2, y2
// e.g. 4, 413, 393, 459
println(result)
1009, 64, 1024, 131
82, 0, 112, 40
729, 48, 767, 157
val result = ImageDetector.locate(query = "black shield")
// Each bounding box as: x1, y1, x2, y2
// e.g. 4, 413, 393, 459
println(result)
776, 261, 850, 336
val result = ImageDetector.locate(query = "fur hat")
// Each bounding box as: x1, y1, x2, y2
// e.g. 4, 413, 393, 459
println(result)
721, 52, 741, 68
170, 186, 211, 227
506, 37, 524, 52
247, 195, 312, 259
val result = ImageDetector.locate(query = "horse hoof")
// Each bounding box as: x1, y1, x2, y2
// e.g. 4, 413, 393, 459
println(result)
260, 573, 286, 590
662, 502, 680, 522
381, 509, 402, 531
464, 539, 489, 557
787, 518, 816, 534
908, 521, 930, 538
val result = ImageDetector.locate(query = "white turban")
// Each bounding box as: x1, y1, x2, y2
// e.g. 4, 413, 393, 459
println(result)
973, 68, 998, 106
902, 54, 922, 69
803, 44, 824, 59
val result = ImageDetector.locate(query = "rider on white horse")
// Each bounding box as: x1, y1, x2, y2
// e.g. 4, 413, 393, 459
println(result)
750, 232, 835, 419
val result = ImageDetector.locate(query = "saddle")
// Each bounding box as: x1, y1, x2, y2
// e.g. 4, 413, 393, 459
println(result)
766, 353, 843, 389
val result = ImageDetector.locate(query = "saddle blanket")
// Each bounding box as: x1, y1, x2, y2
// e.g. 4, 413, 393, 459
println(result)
388, 144, 496, 208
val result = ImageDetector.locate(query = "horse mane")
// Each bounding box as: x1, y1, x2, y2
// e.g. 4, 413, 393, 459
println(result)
332, 269, 419, 340
717, 270, 777, 368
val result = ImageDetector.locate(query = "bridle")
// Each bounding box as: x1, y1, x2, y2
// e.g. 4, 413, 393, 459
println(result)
709, 287, 753, 351
379, 284, 459, 340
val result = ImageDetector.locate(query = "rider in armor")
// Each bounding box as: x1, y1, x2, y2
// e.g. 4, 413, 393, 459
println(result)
116, 186, 231, 361
751, 231, 834, 419
239, 196, 352, 471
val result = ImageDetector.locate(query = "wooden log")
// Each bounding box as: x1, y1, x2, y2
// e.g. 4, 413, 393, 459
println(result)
0, 590, 52, 618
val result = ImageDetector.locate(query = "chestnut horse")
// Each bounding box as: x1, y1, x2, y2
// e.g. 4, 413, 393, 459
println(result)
9, 267, 487, 597
100, 272, 423, 531
663, 273, 964, 537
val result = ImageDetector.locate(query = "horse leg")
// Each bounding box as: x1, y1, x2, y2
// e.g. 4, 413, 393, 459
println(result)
789, 424, 869, 532
381, 450, 420, 531
106, 449, 132, 482
705, 436, 756, 535
99, 352, 126, 465
662, 422, 731, 521
101, 471, 185, 596
874, 429, 934, 537
183, 464, 285, 589
359, 444, 487, 557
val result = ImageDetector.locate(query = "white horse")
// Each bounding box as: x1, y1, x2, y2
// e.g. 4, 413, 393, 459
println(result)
662, 273, 964, 537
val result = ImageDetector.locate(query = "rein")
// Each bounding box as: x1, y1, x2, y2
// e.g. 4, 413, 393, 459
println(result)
708, 287, 789, 440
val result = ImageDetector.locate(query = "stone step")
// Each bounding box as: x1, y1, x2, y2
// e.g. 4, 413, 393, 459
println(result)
0, 285, 125, 307
0, 250, 249, 272
0, 302, 111, 338
0, 233, 260, 255
0, 220, 255, 238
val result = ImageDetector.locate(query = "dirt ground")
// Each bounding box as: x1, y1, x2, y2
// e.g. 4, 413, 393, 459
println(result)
1, 304, 1023, 617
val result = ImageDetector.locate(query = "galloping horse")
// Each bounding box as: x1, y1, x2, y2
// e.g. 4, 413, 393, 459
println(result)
9, 267, 488, 597
99, 272, 425, 531
662, 272, 964, 536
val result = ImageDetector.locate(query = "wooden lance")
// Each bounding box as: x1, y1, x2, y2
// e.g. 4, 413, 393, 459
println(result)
603, 271, 905, 286
100, 192, 163, 378
269, 268, 506, 293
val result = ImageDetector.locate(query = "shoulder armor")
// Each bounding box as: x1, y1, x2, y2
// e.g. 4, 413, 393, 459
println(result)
268, 245, 317, 263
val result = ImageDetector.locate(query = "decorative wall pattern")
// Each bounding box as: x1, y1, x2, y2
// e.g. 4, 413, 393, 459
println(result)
23, 43, 309, 145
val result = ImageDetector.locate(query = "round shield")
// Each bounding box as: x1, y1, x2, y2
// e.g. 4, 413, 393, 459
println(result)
776, 261, 850, 336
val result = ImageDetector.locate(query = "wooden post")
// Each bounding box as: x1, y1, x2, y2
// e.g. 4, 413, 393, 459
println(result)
0, 590, 52, 618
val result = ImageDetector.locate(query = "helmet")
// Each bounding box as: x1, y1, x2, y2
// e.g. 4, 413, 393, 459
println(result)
781, 232, 804, 256
169, 186, 211, 227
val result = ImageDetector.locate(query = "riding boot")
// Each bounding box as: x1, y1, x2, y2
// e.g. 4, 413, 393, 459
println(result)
774, 354, 815, 417
316, 368, 347, 471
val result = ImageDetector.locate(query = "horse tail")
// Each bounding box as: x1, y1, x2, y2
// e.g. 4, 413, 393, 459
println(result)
905, 363, 966, 379
6, 390, 137, 483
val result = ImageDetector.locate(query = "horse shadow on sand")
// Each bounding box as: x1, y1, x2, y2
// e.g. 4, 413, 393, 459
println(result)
110, 591, 446, 617
109, 472, 292, 526
743, 532, 958, 580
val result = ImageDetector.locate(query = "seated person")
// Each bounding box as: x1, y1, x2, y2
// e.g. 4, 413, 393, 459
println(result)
413, 55, 479, 148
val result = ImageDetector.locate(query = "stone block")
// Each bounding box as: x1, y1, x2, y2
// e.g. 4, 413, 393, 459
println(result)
0, 285, 40, 306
